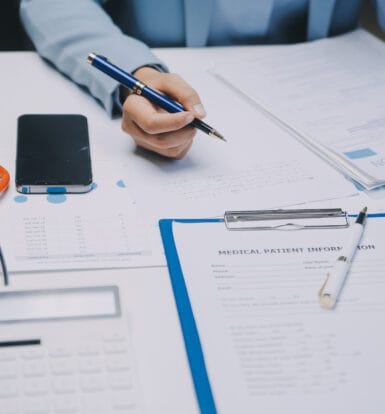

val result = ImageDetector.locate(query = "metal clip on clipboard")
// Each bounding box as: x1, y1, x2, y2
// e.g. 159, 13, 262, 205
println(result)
224, 208, 349, 231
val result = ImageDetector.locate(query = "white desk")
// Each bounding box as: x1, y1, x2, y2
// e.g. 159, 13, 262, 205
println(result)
0, 50, 204, 414
1, 48, 384, 414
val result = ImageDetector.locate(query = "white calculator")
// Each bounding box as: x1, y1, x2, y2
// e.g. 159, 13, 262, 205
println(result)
0, 286, 143, 414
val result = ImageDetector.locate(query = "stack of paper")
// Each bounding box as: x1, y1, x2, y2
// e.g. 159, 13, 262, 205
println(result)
123, 71, 357, 220
213, 30, 385, 191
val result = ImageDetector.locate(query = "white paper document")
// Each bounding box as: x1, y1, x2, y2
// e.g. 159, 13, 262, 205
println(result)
214, 30, 385, 190
0, 161, 164, 272
125, 72, 356, 219
172, 217, 385, 413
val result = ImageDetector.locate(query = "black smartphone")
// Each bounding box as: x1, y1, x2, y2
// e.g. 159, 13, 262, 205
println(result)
16, 114, 93, 194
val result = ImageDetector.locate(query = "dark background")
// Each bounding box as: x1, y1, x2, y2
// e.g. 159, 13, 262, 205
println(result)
0, 0, 383, 51
0, 0, 34, 51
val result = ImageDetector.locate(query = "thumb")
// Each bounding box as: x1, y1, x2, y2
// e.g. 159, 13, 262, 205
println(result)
158, 73, 207, 119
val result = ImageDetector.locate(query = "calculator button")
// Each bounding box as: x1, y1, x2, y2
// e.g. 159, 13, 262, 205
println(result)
0, 362, 18, 379
53, 396, 79, 414
0, 351, 17, 362
103, 333, 126, 343
103, 342, 128, 355
23, 361, 46, 378
79, 357, 102, 374
77, 344, 99, 356
23, 398, 50, 414
0, 380, 18, 398
52, 377, 76, 394
114, 407, 138, 413
49, 347, 73, 358
82, 395, 109, 414
0, 399, 19, 414
106, 356, 131, 372
21, 349, 44, 360
80, 375, 105, 392
51, 358, 76, 376
24, 378, 49, 396
108, 372, 133, 390
111, 391, 136, 410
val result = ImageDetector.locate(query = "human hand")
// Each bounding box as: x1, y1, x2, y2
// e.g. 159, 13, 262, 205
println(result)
121, 67, 206, 159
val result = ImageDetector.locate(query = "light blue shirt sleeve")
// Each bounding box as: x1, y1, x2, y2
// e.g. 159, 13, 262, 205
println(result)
375, 0, 385, 31
20, 0, 385, 117
20, 0, 167, 116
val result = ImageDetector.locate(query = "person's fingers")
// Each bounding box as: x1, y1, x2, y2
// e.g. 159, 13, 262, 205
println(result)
144, 137, 193, 160
122, 111, 196, 149
121, 70, 203, 158
122, 117, 196, 158
137, 126, 196, 152
123, 94, 194, 134
138, 131, 194, 159
153, 73, 206, 118
174, 139, 193, 160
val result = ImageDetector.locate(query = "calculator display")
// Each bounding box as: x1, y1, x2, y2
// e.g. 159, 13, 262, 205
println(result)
0, 286, 120, 323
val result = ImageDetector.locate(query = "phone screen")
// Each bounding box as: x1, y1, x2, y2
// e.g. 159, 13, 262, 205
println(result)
16, 114, 92, 193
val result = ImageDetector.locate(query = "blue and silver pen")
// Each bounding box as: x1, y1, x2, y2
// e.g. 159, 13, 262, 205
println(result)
87, 53, 225, 141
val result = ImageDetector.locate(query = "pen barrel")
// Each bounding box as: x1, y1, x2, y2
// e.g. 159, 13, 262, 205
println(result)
91, 55, 137, 89
339, 223, 365, 259
191, 119, 214, 135
142, 87, 184, 113
322, 259, 351, 301
141, 88, 214, 135
320, 223, 364, 308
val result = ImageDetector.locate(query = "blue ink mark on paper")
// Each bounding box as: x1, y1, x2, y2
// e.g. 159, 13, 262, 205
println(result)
14, 195, 28, 203
47, 194, 67, 204
91, 182, 97, 190
345, 148, 377, 160
116, 180, 126, 188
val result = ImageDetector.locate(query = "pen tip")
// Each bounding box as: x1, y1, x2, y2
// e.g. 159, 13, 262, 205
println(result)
355, 206, 368, 224
212, 130, 226, 141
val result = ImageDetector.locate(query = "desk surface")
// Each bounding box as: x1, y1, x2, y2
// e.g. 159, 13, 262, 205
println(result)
1, 47, 384, 414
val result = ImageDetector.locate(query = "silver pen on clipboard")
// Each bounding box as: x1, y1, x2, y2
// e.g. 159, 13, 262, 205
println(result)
319, 207, 368, 310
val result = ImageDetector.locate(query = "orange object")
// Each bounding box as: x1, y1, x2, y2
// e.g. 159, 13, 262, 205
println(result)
0, 165, 10, 194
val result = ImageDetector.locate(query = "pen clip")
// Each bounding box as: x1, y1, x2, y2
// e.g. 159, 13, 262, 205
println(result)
319, 273, 338, 310
318, 273, 330, 299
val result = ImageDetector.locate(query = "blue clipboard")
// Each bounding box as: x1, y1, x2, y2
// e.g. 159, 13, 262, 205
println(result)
160, 218, 220, 414
159, 213, 385, 414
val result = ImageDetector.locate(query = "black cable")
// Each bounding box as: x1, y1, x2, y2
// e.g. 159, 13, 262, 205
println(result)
0, 247, 8, 286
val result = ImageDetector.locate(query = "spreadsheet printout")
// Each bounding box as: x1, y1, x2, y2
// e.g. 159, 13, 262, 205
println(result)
214, 30, 385, 190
